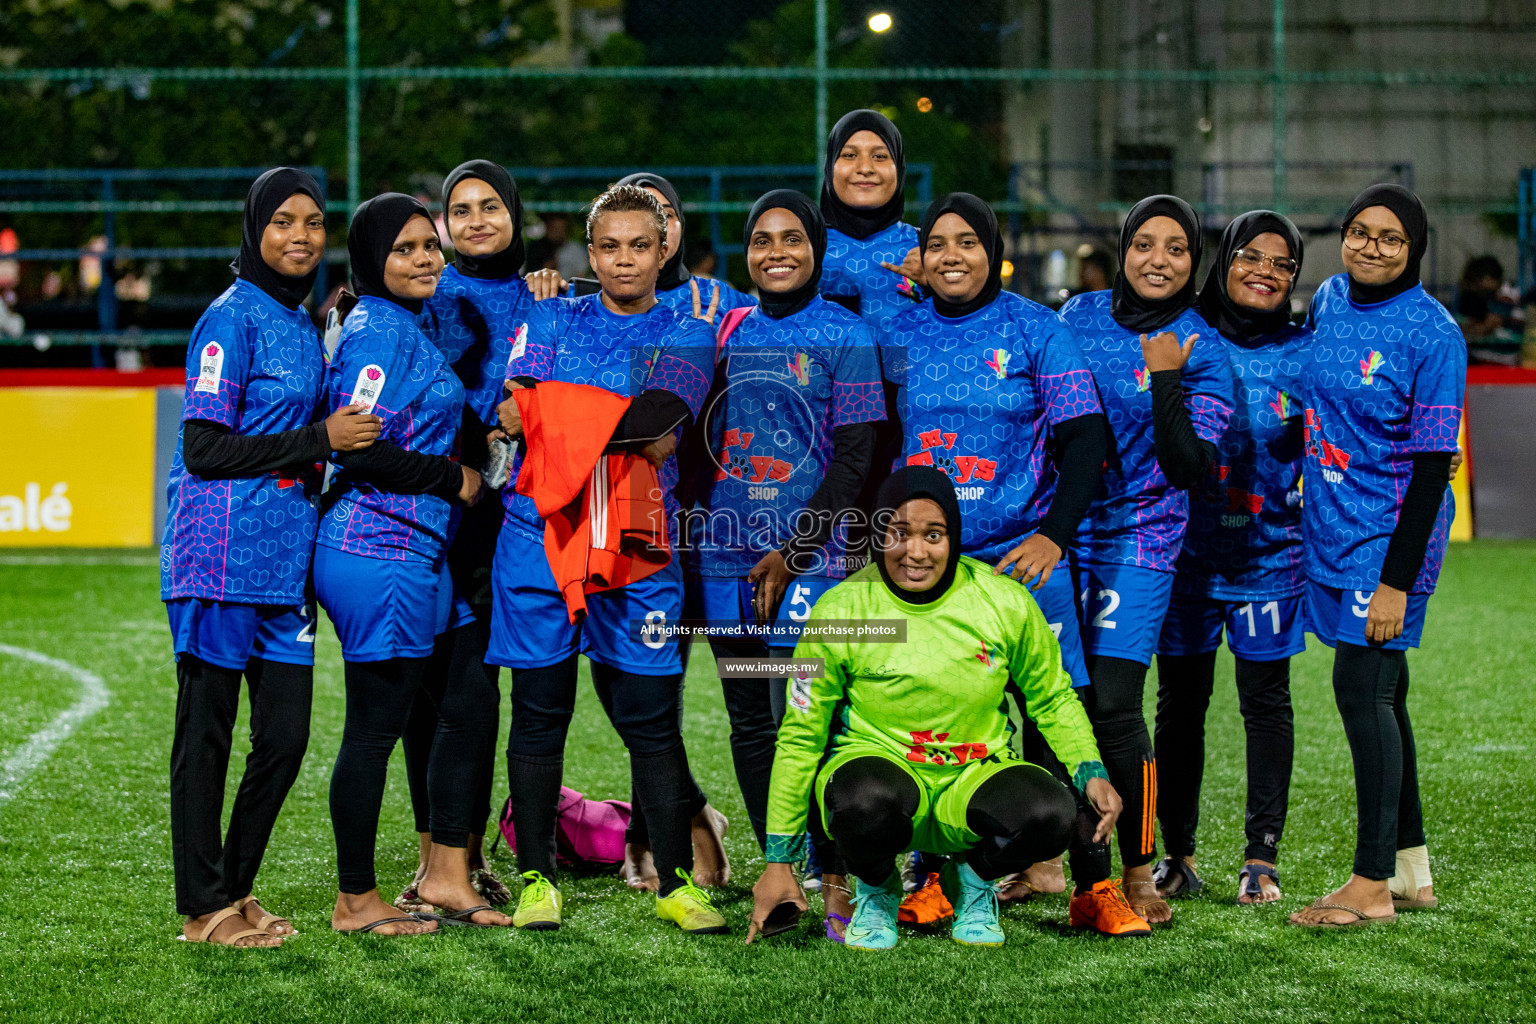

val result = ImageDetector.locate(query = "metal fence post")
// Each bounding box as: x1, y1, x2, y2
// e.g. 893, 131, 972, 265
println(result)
814, 0, 828, 193
346, 0, 360, 215
1272, 0, 1286, 210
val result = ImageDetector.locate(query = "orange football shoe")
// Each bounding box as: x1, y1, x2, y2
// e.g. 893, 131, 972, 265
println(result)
1068, 878, 1152, 937
898, 872, 954, 927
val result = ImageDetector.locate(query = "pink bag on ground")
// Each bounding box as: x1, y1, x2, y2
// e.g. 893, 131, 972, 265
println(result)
497, 786, 631, 872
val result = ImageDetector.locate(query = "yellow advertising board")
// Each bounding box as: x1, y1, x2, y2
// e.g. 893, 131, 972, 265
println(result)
0, 387, 158, 546
1450, 417, 1472, 541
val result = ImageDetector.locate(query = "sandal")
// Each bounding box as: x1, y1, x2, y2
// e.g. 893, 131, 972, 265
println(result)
824, 912, 850, 944
338, 913, 440, 936
1289, 900, 1398, 928
233, 895, 297, 936
394, 885, 429, 914
1124, 877, 1173, 925
178, 905, 275, 947
1151, 857, 1203, 899
471, 868, 513, 908
996, 872, 1041, 905
1393, 894, 1439, 911
430, 904, 505, 928
1237, 864, 1281, 905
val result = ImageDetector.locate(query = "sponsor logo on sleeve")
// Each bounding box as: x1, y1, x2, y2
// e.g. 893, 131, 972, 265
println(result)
194, 342, 224, 394
789, 672, 813, 712
352, 364, 385, 412
510, 323, 528, 361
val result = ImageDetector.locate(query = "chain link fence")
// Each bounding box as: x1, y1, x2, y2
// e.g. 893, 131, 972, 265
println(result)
2, 0, 1533, 363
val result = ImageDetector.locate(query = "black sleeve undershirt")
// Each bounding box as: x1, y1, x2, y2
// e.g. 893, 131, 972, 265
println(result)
1379, 451, 1453, 591
458, 403, 490, 471
334, 442, 464, 501
1035, 412, 1110, 551
1149, 369, 1217, 491
608, 389, 693, 446
181, 418, 330, 479
781, 422, 879, 573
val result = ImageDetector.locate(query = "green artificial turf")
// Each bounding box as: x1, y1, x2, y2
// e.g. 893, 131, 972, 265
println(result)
0, 544, 1533, 1024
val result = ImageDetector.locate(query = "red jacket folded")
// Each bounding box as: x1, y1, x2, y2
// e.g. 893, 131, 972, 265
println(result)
513, 382, 671, 623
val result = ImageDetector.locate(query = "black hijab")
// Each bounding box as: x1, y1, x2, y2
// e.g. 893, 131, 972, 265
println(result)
743, 189, 827, 320
616, 172, 689, 292
819, 109, 906, 241
348, 192, 435, 316
441, 160, 525, 280
1196, 210, 1304, 342
872, 465, 963, 606
232, 166, 326, 309
1110, 194, 1203, 334
1340, 183, 1428, 306
919, 192, 1004, 319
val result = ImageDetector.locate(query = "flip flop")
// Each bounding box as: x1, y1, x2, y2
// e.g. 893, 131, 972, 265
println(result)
1393, 895, 1439, 911
430, 905, 505, 928
1289, 901, 1398, 928
1124, 878, 1174, 926
471, 868, 513, 908
1152, 857, 1203, 899
177, 905, 277, 947
1237, 864, 1281, 905
996, 872, 1040, 905
824, 912, 850, 944
393, 885, 430, 913
233, 895, 298, 936
337, 912, 440, 936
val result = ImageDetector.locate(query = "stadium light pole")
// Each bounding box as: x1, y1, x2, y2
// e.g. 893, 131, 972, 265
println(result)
814, 0, 828, 194
1272, 0, 1286, 211
346, 0, 361, 214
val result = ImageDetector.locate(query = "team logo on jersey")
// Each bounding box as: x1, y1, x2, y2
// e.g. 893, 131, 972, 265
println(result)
1304, 407, 1354, 482
1134, 366, 1151, 392
896, 276, 919, 299
984, 348, 1009, 380
1360, 350, 1384, 385
352, 364, 386, 413
975, 642, 1000, 673
905, 729, 989, 766
787, 351, 811, 386
910, 427, 996, 492
194, 342, 224, 394
1269, 390, 1292, 420
509, 323, 527, 360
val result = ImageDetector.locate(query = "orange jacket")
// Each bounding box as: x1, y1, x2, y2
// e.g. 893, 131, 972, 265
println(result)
513, 382, 671, 623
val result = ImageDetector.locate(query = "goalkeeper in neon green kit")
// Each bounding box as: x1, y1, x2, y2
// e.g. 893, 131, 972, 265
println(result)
746, 466, 1124, 949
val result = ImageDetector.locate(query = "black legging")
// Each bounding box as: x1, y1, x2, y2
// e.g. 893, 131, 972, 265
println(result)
821, 756, 1076, 887
1018, 711, 1116, 891
1154, 651, 1294, 863
330, 656, 430, 894
627, 635, 778, 852
402, 620, 501, 847
1081, 654, 1157, 871
170, 654, 312, 917
506, 655, 697, 897
1332, 643, 1424, 879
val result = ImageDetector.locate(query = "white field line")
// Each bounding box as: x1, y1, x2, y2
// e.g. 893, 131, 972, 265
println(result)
0, 643, 111, 807
0, 554, 158, 566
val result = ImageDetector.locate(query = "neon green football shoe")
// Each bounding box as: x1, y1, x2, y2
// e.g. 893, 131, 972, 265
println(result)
655, 868, 729, 935
512, 871, 562, 931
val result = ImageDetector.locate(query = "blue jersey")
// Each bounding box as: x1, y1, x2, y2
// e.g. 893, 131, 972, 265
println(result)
1174, 324, 1310, 601
655, 277, 756, 318
1060, 290, 1235, 573
503, 294, 716, 546
882, 292, 1103, 565
161, 279, 325, 605
698, 296, 885, 579
1300, 275, 1465, 594
821, 222, 923, 328
420, 265, 536, 426
318, 296, 466, 564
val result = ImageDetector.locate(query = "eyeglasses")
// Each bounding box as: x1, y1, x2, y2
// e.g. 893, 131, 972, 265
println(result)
1343, 224, 1407, 258
1231, 248, 1298, 280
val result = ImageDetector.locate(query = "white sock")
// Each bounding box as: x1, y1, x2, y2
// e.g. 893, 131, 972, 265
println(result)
1388, 845, 1432, 898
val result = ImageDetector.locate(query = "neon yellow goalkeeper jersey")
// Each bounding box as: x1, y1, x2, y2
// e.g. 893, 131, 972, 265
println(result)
765, 555, 1106, 862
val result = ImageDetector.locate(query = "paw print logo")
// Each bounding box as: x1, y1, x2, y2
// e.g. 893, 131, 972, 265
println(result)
366, 367, 381, 381
206, 344, 220, 357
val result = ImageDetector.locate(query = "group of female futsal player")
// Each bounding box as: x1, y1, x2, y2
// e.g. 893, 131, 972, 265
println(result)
160, 108, 1463, 948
